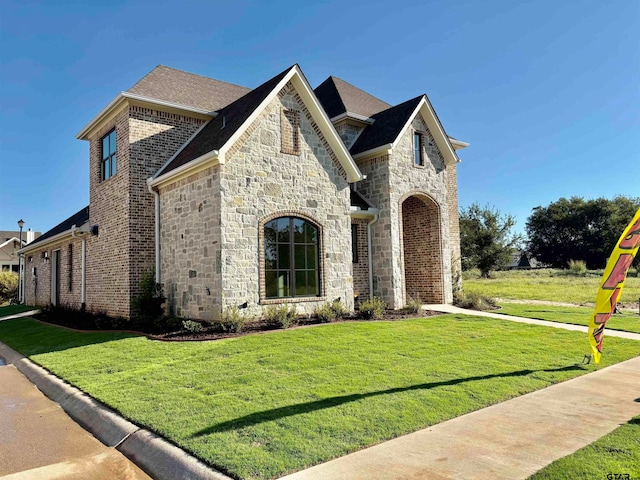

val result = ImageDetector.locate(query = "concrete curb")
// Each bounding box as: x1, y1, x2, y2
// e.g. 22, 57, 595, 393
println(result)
0, 341, 233, 480
119, 430, 232, 480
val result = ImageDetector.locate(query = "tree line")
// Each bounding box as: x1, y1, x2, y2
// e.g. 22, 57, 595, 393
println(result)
460, 196, 640, 276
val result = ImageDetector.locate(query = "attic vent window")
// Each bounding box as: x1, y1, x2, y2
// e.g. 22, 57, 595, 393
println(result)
281, 109, 300, 155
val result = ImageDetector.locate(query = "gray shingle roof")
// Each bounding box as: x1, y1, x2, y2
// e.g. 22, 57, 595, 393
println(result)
128, 65, 251, 112
314, 76, 391, 119
157, 66, 295, 177
350, 96, 423, 155
26, 207, 90, 248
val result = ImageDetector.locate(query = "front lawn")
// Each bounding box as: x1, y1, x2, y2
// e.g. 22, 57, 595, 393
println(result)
463, 269, 640, 306
0, 316, 638, 480
529, 416, 640, 479
498, 304, 640, 334
0, 304, 37, 317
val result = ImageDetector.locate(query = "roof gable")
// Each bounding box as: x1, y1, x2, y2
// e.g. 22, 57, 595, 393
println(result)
351, 94, 460, 165
152, 65, 364, 185
128, 65, 251, 112
314, 76, 391, 119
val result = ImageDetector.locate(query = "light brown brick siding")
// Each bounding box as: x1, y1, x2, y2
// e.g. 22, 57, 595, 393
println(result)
351, 218, 370, 303
446, 163, 461, 291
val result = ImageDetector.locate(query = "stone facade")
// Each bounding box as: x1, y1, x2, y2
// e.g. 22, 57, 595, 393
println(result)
355, 114, 453, 307
334, 121, 365, 149
351, 218, 370, 303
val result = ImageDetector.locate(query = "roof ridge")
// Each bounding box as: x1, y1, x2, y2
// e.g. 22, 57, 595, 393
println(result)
129, 65, 250, 92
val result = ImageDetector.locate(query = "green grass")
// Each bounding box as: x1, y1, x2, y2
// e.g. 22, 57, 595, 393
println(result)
0, 304, 37, 317
497, 304, 640, 334
529, 416, 640, 479
0, 316, 638, 480
464, 269, 640, 305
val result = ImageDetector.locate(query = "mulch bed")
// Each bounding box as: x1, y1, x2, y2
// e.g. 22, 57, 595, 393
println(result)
151, 309, 442, 342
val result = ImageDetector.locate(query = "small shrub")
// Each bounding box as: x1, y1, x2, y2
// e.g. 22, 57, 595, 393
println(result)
131, 270, 166, 330
182, 319, 203, 333
406, 295, 422, 314
359, 296, 386, 320
153, 315, 182, 333
568, 259, 587, 276
264, 304, 298, 329
330, 299, 347, 319
453, 291, 497, 311
0, 271, 18, 305
217, 306, 248, 333
315, 302, 337, 323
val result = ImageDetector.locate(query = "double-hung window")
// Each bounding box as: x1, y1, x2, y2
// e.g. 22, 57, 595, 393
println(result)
101, 129, 117, 180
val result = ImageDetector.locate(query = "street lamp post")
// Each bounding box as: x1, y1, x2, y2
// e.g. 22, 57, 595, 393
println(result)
17, 219, 24, 304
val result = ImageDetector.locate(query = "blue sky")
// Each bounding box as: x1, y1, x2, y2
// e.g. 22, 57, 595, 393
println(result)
0, 0, 638, 236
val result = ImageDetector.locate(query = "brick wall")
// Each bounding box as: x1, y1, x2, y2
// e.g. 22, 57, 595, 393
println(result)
446, 163, 462, 291
351, 218, 370, 303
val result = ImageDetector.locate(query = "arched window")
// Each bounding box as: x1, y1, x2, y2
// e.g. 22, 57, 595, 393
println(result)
264, 217, 319, 298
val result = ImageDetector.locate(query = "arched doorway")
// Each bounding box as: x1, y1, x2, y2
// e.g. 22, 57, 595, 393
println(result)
401, 195, 444, 304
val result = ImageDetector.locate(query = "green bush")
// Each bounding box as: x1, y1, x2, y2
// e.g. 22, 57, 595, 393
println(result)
264, 304, 298, 329
37, 303, 125, 330
131, 270, 166, 330
0, 271, 18, 305
358, 296, 386, 320
216, 306, 248, 333
453, 291, 497, 311
568, 259, 588, 276
315, 302, 337, 323
182, 319, 203, 333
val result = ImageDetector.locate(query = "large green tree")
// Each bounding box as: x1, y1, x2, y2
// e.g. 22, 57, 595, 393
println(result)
526, 196, 640, 269
460, 203, 522, 277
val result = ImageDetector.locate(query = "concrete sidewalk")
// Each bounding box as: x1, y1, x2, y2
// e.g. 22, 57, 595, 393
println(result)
281, 355, 640, 480
423, 304, 640, 341
0, 362, 152, 480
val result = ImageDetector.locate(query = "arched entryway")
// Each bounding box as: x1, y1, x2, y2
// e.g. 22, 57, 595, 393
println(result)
401, 194, 444, 304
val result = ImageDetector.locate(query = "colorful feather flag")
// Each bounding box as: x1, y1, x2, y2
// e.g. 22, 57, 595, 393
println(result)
588, 208, 640, 363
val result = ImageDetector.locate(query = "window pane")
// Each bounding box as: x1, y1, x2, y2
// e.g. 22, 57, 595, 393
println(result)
111, 154, 117, 175
295, 270, 307, 296
305, 222, 317, 243
307, 271, 318, 296
277, 218, 290, 242
293, 218, 305, 243
277, 271, 290, 297
306, 245, 317, 269
265, 270, 278, 298
294, 245, 306, 269
278, 244, 290, 269
102, 136, 109, 160
109, 130, 117, 154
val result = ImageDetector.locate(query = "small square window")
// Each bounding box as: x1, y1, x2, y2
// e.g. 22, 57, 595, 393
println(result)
101, 129, 117, 180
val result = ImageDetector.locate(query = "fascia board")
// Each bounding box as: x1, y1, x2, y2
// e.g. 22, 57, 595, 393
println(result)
148, 150, 220, 189
449, 138, 470, 150
0, 237, 20, 249
76, 92, 216, 140
18, 228, 83, 254
349, 207, 380, 219
418, 97, 460, 165
330, 112, 375, 125
352, 144, 394, 161
289, 69, 365, 183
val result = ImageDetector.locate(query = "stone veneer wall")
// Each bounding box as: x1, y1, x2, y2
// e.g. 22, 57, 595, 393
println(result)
217, 83, 354, 318
446, 163, 462, 291
351, 218, 370, 303
334, 122, 364, 149
355, 114, 453, 307
23, 238, 83, 308
158, 167, 221, 320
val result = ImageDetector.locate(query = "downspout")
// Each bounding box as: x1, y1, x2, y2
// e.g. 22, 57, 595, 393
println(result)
70, 226, 86, 308
148, 183, 160, 284
367, 210, 379, 300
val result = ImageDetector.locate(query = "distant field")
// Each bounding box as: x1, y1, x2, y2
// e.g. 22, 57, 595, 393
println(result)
463, 269, 640, 306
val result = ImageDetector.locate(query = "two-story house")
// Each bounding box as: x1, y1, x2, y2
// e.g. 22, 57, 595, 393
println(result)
20, 64, 467, 320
